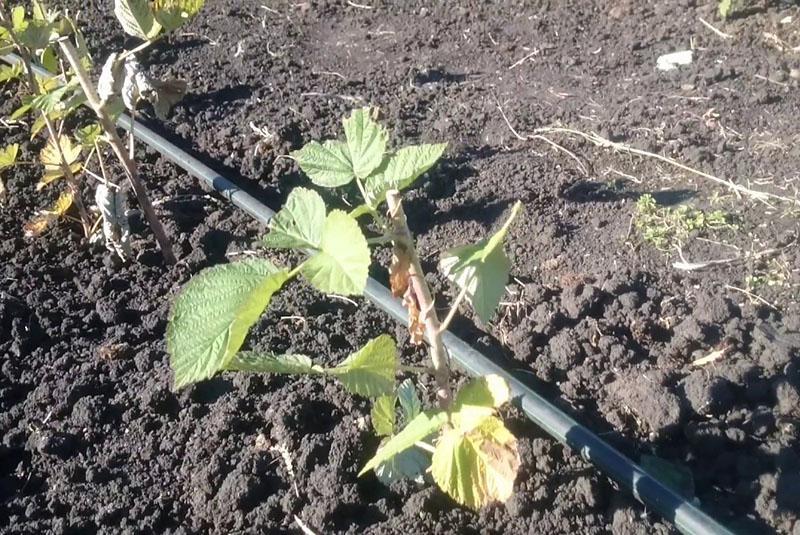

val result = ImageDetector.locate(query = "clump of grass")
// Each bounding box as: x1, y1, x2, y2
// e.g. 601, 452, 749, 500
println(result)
634, 194, 736, 250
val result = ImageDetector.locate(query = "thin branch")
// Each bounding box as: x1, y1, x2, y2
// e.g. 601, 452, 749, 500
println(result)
438, 284, 469, 334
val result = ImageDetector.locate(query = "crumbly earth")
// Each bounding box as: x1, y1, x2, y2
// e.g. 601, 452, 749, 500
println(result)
2, 0, 799, 533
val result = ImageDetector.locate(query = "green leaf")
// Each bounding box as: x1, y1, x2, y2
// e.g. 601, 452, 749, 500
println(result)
11, 6, 25, 30
360, 409, 448, 476
330, 334, 397, 398
718, 0, 732, 18
38, 135, 82, 190
227, 352, 324, 375
343, 107, 387, 179
0, 64, 23, 84
431, 416, 520, 510
75, 124, 103, 149
30, 82, 78, 114
452, 374, 511, 433
291, 140, 354, 188
114, 0, 162, 40
375, 445, 430, 485
17, 19, 52, 50
397, 378, 422, 423
300, 210, 370, 295
439, 201, 523, 323
0, 144, 19, 171
263, 187, 326, 249
10, 102, 33, 121
365, 143, 447, 205
371, 394, 396, 436
153, 0, 204, 32
166, 259, 290, 389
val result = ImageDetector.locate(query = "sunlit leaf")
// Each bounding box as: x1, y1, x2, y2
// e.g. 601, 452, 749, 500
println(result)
300, 210, 370, 295
166, 259, 290, 389
227, 352, 324, 375
439, 201, 523, 323
0, 144, 19, 171
75, 124, 103, 149
431, 416, 520, 510
153, 0, 204, 32
23, 189, 74, 237
263, 187, 326, 249
330, 334, 396, 398
291, 140, 353, 188
371, 394, 396, 436
343, 107, 387, 179
114, 0, 162, 40
17, 19, 52, 50
365, 143, 447, 206
38, 135, 82, 190
452, 375, 512, 433
359, 409, 448, 476
0, 64, 23, 84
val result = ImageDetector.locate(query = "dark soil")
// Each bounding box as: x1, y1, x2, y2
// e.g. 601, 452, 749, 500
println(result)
3, 0, 800, 533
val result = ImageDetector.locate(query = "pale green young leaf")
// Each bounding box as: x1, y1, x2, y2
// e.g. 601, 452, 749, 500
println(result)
343, 107, 388, 179
0, 144, 19, 171
153, 0, 204, 32
375, 445, 430, 485
114, 0, 162, 40
291, 140, 353, 187
365, 143, 447, 205
397, 378, 421, 422
40, 47, 58, 74
227, 352, 324, 375
300, 210, 370, 295
330, 334, 397, 398
431, 416, 520, 510
263, 187, 326, 249
371, 394, 397, 436
359, 410, 448, 476
0, 64, 23, 84
718, 0, 733, 18
451, 375, 511, 433
166, 259, 290, 389
11, 6, 25, 30
439, 202, 523, 323
10, 102, 32, 121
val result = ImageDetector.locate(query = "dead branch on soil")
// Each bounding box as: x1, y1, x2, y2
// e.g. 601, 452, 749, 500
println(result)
698, 17, 734, 40
724, 284, 779, 310
673, 242, 794, 272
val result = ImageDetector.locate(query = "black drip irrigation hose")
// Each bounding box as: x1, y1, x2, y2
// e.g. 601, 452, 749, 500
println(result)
4, 53, 736, 535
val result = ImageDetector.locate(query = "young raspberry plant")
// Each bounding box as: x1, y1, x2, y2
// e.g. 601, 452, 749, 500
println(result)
0, 0, 204, 263
166, 108, 524, 509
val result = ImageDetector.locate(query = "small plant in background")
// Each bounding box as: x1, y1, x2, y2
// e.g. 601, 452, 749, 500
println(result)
633, 193, 736, 251
0, 0, 204, 263
167, 108, 524, 509
718, 0, 748, 19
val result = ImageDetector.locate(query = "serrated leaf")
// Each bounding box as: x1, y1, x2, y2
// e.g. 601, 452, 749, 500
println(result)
153, 0, 204, 32
24, 190, 74, 237
360, 410, 448, 476
365, 143, 447, 206
343, 107, 387, 179
114, 0, 162, 40
17, 20, 52, 50
75, 124, 103, 149
166, 259, 290, 389
38, 135, 82, 190
0, 64, 23, 84
439, 201, 522, 323
11, 6, 25, 30
30, 82, 78, 113
263, 187, 326, 249
227, 352, 324, 375
375, 444, 430, 485
371, 394, 396, 436
431, 416, 520, 510
452, 375, 511, 433
291, 140, 354, 187
0, 144, 19, 171
300, 210, 370, 295
397, 378, 421, 423
330, 334, 396, 398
